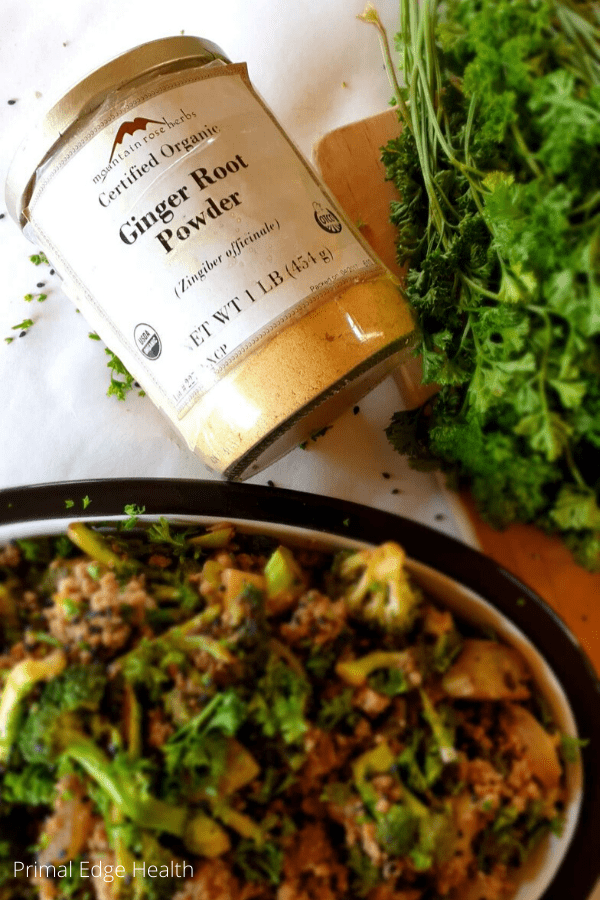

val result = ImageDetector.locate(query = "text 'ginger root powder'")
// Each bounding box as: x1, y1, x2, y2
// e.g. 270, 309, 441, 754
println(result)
5, 36, 417, 479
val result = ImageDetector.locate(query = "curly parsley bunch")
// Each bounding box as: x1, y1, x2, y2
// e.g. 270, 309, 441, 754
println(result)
365, 0, 600, 569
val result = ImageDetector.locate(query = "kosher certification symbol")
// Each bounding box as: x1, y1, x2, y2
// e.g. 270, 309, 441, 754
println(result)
313, 202, 342, 234
134, 323, 161, 360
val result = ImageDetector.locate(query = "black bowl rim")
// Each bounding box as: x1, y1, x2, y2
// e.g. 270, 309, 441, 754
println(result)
0, 477, 598, 900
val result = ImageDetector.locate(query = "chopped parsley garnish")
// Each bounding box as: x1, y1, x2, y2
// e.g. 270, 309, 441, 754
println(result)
11, 318, 34, 331
29, 252, 49, 266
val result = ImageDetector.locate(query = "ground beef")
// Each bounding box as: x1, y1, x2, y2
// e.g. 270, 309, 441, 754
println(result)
367, 885, 421, 900
352, 686, 392, 718
277, 823, 348, 900
172, 860, 265, 900
505, 757, 543, 813
459, 758, 506, 811
455, 864, 514, 900
279, 590, 347, 646
43, 564, 155, 658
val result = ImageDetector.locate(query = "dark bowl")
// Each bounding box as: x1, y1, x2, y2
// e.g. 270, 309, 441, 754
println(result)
0, 478, 598, 900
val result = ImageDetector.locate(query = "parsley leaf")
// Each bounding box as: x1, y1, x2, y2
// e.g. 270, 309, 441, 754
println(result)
250, 655, 310, 745
372, 0, 600, 569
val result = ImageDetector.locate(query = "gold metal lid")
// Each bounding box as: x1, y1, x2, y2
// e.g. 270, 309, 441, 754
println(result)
5, 36, 228, 228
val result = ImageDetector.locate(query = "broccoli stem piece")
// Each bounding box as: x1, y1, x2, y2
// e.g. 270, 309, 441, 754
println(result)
419, 689, 458, 764
352, 741, 396, 785
123, 683, 142, 760
67, 522, 126, 570
210, 803, 263, 844
188, 525, 235, 549
176, 605, 222, 634
169, 633, 237, 664
336, 649, 415, 687
62, 737, 186, 834
110, 805, 137, 897
0, 649, 66, 762
264, 546, 304, 599
352, 740, 397, 807
51, 715, 230, 856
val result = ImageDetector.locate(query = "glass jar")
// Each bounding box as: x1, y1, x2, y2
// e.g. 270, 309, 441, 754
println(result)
5, 36, 417, 479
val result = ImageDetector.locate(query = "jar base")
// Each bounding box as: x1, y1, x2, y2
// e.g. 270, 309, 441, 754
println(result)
222, 336, 416, 480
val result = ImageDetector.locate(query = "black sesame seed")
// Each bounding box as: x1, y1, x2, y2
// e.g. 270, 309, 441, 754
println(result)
434, 513, 446, 521
391, 488, 400, 495
7, 99, 17, 105
381, 472, 391, 479
353, 405, 360, 415
36, 282, 45, 288
267, 480, 275, 487
49, 269, 55, 275
19, 331, 27, 337
0, 213, 5, 220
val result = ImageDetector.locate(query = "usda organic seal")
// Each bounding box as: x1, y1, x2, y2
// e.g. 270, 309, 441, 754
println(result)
134, 323, 161, 360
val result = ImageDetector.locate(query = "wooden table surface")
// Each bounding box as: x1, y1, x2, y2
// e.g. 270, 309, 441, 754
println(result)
314, 109, 600, 676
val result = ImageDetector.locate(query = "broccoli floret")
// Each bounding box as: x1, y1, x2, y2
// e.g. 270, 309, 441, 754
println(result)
338, 542, 422, 633
374, 788, 454, 871
0, 649, 66, 763
42, 662, 107, 712
18, 663, 107, 766
1, 762, 56, 806
375, 802, 420, 856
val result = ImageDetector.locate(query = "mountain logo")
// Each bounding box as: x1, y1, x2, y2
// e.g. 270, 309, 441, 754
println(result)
109, 117, 162, 162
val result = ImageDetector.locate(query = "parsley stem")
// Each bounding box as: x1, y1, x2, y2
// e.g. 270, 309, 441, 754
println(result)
571, 190, 600, 215
459, 273, 501, 302
463, 94, 477, 160
564, 443, 587, 491
409, 69, 448, 237
411, 3, 483, 180
555, 5, 600, 86
510, 122, 544, 180
415, 55, 483, 177
359, 5, 412, 131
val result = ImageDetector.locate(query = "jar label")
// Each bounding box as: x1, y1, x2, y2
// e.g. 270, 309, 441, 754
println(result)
29, 64, 383, 417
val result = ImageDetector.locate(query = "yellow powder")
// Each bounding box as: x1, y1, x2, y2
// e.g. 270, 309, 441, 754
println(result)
177, 270, 417, 477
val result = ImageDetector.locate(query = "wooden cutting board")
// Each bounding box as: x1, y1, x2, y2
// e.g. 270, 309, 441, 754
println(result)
315, 109, 600, 676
